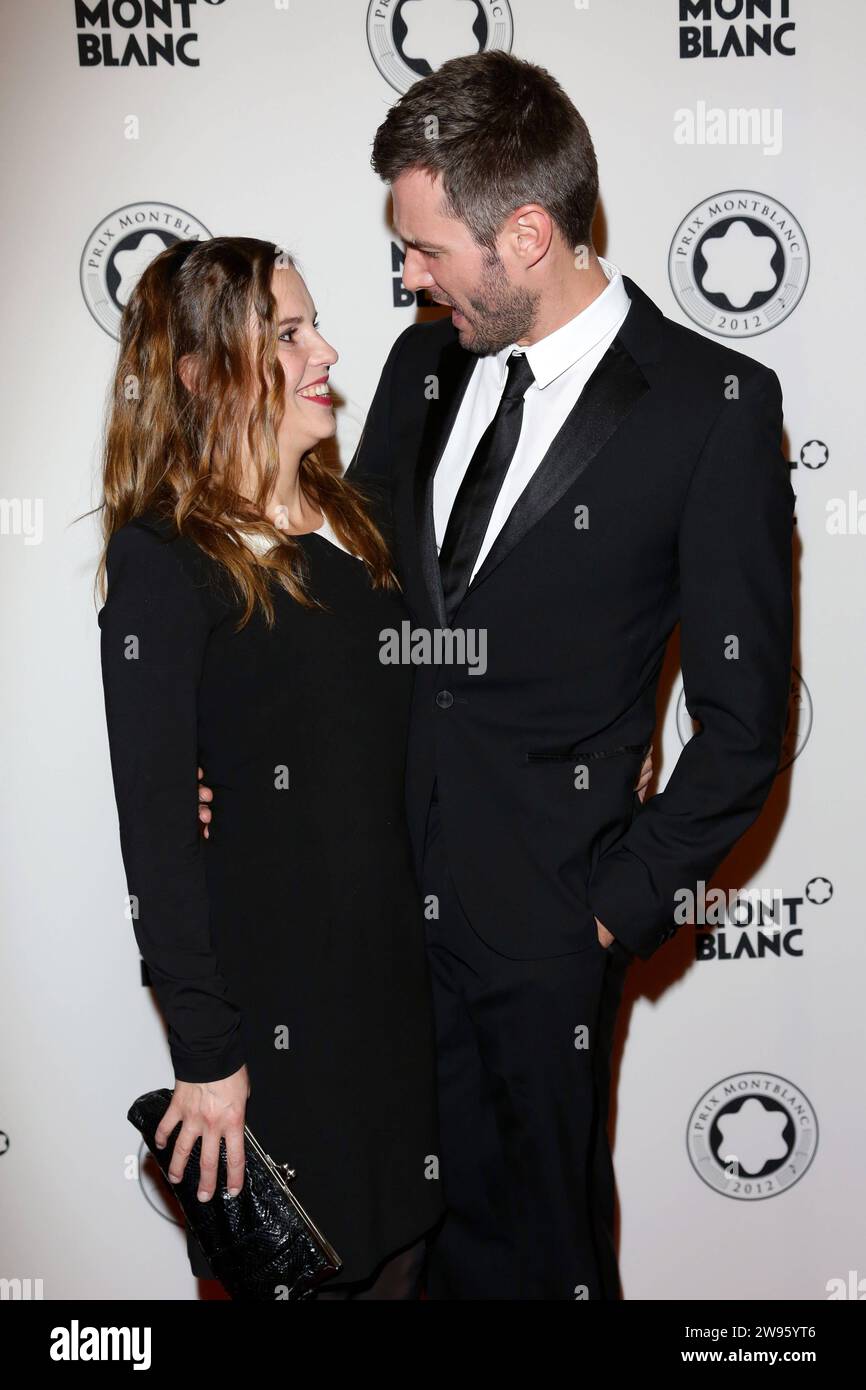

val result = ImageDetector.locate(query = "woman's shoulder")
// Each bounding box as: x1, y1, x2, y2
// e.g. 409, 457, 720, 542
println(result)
106, 509, 197, 572
103, 509, 225, 614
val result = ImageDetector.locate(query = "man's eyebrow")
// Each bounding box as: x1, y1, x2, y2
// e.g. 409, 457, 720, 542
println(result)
394, 227, 445, 252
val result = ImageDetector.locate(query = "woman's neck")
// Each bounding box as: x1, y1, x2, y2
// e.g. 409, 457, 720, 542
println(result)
241, 453, 323, 534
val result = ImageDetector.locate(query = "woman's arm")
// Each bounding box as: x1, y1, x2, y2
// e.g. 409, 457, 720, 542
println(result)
100, 521, 245, 1082
99, 521, 248, 1198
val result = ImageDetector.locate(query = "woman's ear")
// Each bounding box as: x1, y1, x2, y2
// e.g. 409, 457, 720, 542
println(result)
177, 352, 199, 395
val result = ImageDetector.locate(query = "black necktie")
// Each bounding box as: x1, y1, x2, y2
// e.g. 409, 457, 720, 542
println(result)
438, 350, 535, 623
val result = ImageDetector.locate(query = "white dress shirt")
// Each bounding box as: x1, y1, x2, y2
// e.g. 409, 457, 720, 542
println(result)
241, 511, 354, 556
433, 256, 632, 582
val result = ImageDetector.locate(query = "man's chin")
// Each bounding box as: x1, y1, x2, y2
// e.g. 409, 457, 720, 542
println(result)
453, 321, 493, 356
460, 332, 500, 357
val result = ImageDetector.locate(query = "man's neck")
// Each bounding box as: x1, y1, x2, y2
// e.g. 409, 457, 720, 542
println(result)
516, 249, 610, 346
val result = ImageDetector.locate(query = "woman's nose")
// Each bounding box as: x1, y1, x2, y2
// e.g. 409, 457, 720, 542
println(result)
317, 335, 338, 367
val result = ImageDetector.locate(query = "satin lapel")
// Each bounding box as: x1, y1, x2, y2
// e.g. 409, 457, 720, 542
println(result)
412, 334, 477, 627
461, 335, 650, 606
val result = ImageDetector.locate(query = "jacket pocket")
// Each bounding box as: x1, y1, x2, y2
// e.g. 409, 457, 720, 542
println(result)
525, 741, 649, 764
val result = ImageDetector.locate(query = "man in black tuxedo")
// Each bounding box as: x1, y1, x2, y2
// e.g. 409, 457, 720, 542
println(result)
345, 51, 795, 1299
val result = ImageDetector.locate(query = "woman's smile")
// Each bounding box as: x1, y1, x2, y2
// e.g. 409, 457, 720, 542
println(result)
297, 374, 334, 407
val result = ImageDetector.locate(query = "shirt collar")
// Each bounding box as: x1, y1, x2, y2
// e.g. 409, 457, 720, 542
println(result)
494, 256, 631, 390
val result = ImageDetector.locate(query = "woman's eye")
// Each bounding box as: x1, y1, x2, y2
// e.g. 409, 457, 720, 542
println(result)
279, 319, 319, 344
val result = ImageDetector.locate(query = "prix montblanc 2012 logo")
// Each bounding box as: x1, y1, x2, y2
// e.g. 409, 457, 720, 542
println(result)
668, 190, 809, 338
80, 202, 212, 339
687, 1071, 818, 1200
366, 0, 513, 93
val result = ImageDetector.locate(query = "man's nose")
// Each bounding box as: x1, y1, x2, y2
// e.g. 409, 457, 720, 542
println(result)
402, 248, 435, 292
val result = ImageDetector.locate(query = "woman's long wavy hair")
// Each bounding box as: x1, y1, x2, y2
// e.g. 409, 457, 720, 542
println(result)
96, 236, 397, 626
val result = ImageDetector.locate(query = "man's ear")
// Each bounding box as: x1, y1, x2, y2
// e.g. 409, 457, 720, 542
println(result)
506, 204, 553, 268
177, 352, 200, 395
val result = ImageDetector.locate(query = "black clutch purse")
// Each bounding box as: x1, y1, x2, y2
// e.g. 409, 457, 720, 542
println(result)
128, 1088, 342, 1301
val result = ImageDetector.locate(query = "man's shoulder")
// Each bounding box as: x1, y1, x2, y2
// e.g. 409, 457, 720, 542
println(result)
643, 294, 778, 398
620, 273, 778, 400
668, 317, 776, 390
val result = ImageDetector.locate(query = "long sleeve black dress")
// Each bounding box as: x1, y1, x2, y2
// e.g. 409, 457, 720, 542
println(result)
98, 485, 444, 1287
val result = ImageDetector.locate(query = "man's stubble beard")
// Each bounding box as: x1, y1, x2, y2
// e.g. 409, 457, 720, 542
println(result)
459, 248, 540, 357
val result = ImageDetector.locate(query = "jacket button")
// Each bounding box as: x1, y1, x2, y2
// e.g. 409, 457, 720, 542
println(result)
435, 690, 454, 709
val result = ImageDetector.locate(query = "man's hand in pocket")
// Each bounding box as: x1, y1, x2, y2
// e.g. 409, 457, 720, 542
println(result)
595, 918, 616, 949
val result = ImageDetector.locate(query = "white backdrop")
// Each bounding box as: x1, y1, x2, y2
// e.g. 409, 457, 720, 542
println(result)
2, 0, 864, 1301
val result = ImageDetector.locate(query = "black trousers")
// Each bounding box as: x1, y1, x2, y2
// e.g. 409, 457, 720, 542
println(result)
421, 786, 629, 1300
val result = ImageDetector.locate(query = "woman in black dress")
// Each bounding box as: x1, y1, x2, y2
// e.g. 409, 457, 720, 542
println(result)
97, 236, 444, 1297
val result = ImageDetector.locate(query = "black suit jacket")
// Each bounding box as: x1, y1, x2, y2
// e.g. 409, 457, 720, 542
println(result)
347, 275, 795, 960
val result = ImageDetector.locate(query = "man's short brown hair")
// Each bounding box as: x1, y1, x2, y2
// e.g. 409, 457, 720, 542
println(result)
371, 51, 599, 252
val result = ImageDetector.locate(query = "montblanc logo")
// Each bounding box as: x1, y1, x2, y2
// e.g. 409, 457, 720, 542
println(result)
794, 440, 828, 471
80, 201, 211, 339
675, 667, 812, 769
366, 0, 513, 94
668, 190, 809, 337
75, 0, 227, 68
678, 0, 796, 60
682, 876, 833, 961
686, 1071, 818, 1200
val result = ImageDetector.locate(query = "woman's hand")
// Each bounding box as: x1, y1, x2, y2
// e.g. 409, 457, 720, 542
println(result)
155, 1064, 250, 1202
634, 745, 654, 802
197, 766, 212, 839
